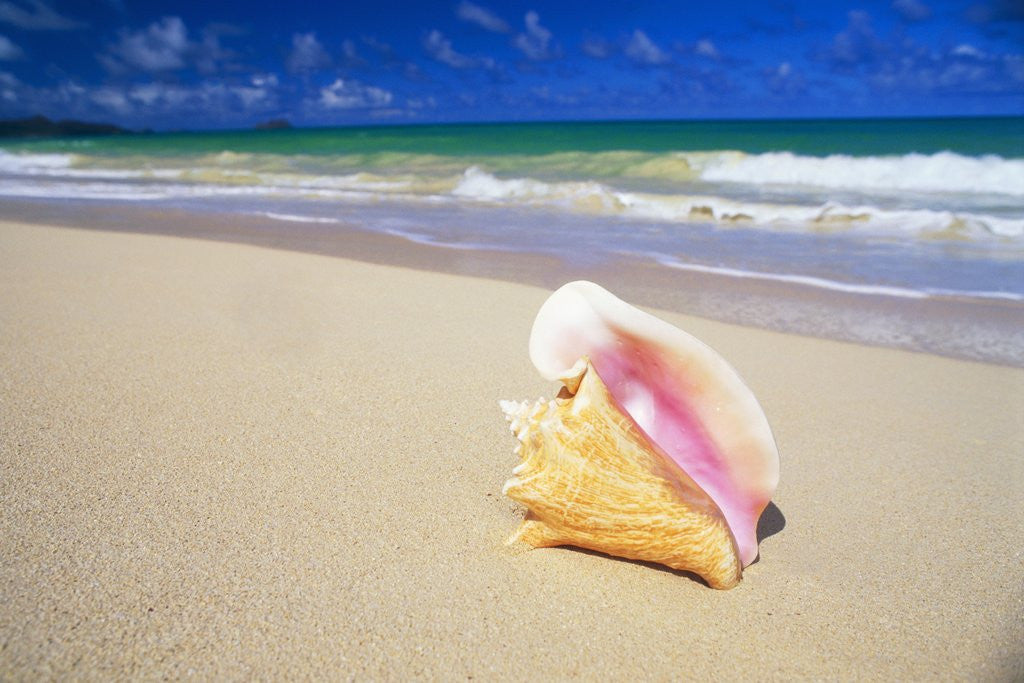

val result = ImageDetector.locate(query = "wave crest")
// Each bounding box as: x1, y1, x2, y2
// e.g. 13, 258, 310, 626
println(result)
700, 151, 1024, 196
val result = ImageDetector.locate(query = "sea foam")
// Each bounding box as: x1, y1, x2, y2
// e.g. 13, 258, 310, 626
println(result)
450, 167, 1024, 239
649, 254, 1024, 302
699, 150, 1024, 197
0, 151, 74, 172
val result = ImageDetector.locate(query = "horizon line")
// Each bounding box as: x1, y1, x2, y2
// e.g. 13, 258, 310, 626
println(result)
112, 112, 1024, 136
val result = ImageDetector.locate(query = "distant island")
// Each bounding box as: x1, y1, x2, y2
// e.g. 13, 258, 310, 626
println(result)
254, 118, 292, 130
0, 115, 295, 139
0, 115, 133, 138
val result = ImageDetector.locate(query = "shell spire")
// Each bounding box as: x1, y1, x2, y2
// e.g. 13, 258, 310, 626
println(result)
501, 281, 780, 588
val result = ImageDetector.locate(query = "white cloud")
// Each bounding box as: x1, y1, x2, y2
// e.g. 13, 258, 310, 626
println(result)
103, 16, 189, 72
90, 87, 131, 114
233, 85, 273, 108
0, 0, 83, 30
56, 80, 83, 97
287, 32, 330, 73
361, 36, 399, 64
125, 82, 161, 106
0, 68, 17, 100
695, 39, 720, 60
811, 8, 1021, 95
403, 61, 425, 80
422, 29, 503, 73
341, 38, 365, 66
892, 0, 931, 22
0, 33, 23, 59
204, 74, 279, 110
764, 61, 807, 95
823, 10, 883, 68
581, 35, 612, 59
422, 29, 475, 68
194, 24, 239, 75
457, 1, 509, 33
82, 78, 282, 119
513, 11, 556, 61
952, 43, 984, 58
318, 78, 392, 109
406, 95, 437, 109
252, 73, 278, 88
625, 29, 669, 65
867, 42, 1024, 93
99, 17, 237, 75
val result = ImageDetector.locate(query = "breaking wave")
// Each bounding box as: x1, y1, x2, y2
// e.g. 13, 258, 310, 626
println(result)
0, 150, 74, 172
698, 150, 1024, 197
0, 148, 1021, 242
450, 167, 1024, 239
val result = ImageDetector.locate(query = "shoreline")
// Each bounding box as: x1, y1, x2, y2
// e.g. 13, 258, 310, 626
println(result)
1, 219, 1022, 678
1, 199, 1022, 367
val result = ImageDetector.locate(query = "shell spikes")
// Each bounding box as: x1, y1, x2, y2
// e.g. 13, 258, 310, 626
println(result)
500, 281, 780, 589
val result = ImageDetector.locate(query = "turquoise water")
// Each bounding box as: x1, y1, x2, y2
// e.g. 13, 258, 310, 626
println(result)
5, 116, 1023, 157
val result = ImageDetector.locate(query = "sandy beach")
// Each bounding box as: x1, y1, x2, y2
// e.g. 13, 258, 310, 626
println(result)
1, 219, 1022, 679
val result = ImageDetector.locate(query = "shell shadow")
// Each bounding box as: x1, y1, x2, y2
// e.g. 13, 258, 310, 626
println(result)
553, 546, 711, 587
747, 502, 786, 566
756, 501, 786, 543
522, 502, 787, 585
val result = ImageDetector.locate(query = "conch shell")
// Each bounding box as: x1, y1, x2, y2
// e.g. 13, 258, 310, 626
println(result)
500, 281, 779, 589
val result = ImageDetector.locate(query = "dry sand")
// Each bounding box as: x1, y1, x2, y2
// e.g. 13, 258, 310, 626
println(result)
1, 220, 1022, 680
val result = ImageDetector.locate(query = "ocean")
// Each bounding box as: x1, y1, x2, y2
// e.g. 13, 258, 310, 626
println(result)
1, 117, 1022, 361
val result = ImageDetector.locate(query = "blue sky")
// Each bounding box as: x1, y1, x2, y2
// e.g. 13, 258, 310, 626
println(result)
0, 0, 1020, 128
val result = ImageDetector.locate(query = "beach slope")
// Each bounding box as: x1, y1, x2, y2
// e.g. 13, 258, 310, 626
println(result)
1, 221, 1021, 679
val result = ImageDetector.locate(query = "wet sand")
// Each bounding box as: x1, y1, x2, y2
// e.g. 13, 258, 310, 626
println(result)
1, 219, 1022, 679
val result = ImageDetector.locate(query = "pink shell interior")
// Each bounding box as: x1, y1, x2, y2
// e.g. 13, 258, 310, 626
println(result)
588, 343, 756, 564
